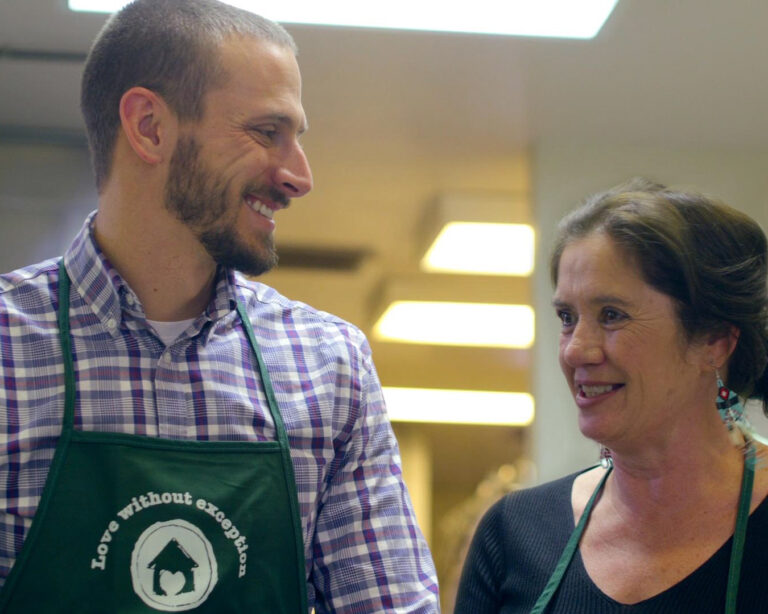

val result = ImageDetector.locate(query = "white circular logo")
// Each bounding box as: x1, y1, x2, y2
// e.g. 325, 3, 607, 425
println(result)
131, 519, 218, 611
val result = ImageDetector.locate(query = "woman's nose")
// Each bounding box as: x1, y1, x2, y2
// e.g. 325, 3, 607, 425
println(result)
562, 323, 604, 367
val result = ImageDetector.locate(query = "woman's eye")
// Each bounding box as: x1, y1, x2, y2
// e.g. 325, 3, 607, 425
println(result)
601, 308, 626, 324
556, 310, 574, 327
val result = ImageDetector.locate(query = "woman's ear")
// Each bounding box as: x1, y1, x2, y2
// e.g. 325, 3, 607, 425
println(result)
119, 87, 176, 165
706, 326, 740, 371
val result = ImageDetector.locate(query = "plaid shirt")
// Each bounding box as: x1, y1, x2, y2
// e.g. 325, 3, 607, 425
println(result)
0, 212, 439, 612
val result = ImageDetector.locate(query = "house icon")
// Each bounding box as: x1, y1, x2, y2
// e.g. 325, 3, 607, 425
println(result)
148, 538, 199, 596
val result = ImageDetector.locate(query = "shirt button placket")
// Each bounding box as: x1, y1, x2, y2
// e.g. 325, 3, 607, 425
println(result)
155, 350, 177, 437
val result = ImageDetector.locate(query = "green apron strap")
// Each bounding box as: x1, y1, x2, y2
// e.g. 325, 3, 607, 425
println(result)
0, 261, 79, 607
725, 444, 755, 614
530, 446, 754, 614
235, 301, 289, 449
530, 466, 612, 614
235, 299, 308, 613
57, 260, 76, 430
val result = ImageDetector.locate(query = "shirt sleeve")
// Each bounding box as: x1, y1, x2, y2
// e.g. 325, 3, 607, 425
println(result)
309, 334, 440, 613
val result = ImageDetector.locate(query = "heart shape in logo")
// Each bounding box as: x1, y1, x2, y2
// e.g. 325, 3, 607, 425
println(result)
159, 570, 187, 596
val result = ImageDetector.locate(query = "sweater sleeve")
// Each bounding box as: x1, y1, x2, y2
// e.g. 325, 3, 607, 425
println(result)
454, 499, 507, 613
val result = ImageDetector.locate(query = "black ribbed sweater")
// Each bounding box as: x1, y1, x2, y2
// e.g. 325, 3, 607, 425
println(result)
455, 471, 768, 613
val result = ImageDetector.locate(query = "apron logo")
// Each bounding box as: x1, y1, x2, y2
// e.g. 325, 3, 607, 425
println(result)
91, 490, 249, 578
131, 519, 218, 611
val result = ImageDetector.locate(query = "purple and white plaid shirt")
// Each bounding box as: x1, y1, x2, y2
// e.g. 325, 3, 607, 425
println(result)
0, 212, 439, 612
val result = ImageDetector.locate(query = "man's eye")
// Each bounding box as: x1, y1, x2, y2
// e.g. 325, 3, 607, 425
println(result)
251, 126, 277, 140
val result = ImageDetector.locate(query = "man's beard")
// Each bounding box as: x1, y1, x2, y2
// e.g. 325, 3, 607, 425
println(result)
164, 136, 279, 276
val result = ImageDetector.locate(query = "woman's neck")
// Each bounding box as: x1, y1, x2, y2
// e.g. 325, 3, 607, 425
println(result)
606, 424, 747, 517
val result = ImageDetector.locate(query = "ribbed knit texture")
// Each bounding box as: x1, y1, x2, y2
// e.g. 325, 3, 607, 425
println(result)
455, 471, 768, 613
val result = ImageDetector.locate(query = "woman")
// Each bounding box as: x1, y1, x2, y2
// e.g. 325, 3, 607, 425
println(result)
455, 179, 768, 613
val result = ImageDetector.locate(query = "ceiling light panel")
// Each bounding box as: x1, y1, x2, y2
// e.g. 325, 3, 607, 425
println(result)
373, 301, 534, 348
383, 387, 534, 426
421, 222, 534, 276
69, 1, 619, 39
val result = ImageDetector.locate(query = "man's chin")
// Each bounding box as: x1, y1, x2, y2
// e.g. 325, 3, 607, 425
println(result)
200, 233, 277, 277
235, 258, 277, 278
219, 249, 276, 277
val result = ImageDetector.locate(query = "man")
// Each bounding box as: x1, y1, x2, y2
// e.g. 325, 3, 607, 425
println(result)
0, 0, 439, 611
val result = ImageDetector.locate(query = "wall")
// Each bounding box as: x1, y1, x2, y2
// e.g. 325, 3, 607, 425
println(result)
0, 141, 96, 271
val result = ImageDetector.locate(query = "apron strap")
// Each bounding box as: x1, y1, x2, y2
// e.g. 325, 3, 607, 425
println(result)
235, 301, 289, 450
57, 260, 76, 430
529, 465, 612, 614
726, 443, 755, 614
529, 446, 755, 614
1, 260, 82, 607
235, 300, 308, 612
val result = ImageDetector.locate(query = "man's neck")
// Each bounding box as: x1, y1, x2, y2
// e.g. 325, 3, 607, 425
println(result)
93, 196, 218, 321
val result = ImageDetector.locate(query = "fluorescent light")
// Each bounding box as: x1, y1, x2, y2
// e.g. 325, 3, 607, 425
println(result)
384, 387, 534, 426
69, 0, 126, 11
373, 301, 534, 348
69, 0, 619, 39
421, 222, 534, 276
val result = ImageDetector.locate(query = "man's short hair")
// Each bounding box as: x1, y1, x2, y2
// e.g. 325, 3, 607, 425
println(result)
81, 0, 297, 192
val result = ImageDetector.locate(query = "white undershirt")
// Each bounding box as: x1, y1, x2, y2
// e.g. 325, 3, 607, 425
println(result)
147, 318, 196, 346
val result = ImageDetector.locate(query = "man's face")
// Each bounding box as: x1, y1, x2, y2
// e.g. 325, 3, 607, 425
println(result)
165, 38, 312, 276
165, 134, 285, 276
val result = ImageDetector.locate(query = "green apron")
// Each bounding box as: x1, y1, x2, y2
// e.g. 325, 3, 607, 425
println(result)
530, 447, 755, 614
0, 261, 308, 613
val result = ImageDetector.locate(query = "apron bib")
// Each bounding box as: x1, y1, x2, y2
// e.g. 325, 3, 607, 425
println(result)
0, 262, 308, 613
530, 447, 755, 614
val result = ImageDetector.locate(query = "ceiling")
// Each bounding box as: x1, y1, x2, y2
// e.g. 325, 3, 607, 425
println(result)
3, 0, 768, 148
3, 0, 768, 279
2, 0, 768, 507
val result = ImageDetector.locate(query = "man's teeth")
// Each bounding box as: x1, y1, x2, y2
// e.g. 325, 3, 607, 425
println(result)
580, 384, 615, 398
247, 198, 274, 219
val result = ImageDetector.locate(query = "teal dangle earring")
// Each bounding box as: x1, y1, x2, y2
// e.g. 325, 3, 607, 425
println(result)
715, 371, 768, 456
715, 371, 760, 457
716, 372, 745, 432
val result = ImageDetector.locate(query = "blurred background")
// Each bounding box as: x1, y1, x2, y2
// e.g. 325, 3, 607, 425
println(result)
3, 1, 768, 609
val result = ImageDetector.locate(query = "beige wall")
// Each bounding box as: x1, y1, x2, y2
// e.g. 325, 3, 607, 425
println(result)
0, 142, 95, 272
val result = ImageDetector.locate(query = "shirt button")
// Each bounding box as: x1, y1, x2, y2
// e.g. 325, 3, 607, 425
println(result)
106, 318, 117, 330
125, 294, 135, 306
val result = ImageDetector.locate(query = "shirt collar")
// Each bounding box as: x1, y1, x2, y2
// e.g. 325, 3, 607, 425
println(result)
63, 211, 239, 339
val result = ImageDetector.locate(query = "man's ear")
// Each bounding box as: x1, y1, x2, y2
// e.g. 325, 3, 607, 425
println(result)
119, 87, 176, 165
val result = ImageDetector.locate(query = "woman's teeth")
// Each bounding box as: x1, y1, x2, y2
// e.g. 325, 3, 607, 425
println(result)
580, 384, 616, 398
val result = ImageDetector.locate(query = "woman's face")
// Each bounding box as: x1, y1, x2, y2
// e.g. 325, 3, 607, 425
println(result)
553, 233, 710, 452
